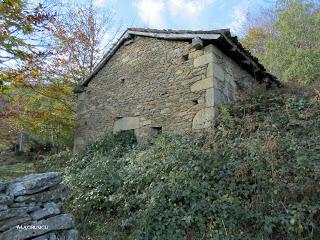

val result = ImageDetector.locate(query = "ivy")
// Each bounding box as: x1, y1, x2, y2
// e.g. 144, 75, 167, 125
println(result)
65, 88, 320, 239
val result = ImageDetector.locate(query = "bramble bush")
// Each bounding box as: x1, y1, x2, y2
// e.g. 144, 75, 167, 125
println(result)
65, 86, 320, 239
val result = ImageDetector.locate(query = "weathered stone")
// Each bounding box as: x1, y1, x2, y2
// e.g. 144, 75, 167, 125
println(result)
113, 117, 140, 132
192, 108, 216, 130
14, 185, 68, 203
65, 229, 79, 240
192, 37, 203, 50
0, 183, 7, 192
188, 50, 204, 59
0, 214, 75, 240
194, 53, 214, 67
190, 77, 216, 92
9, 202, 36, 208
0, 215, 32, 232
213, 64, 225, 81
0, 206, 37, 221
204, 44, 224, 58
0, 173, 77, 240
0, 205, 8, 211
0, 194, 13, 205
206, 62, 214, 77
140, 119, 151, 126
205, 88, 214, 107
206, 88, 225, 107
32, 233, 51, 240
6, 172, 62, 197
31, 202, 62, 220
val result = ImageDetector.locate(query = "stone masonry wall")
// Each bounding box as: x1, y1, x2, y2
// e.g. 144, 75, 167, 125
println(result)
0, 172, 78, 240
74, 36, 257, 152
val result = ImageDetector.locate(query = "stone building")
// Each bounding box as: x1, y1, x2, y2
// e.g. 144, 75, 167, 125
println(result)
73, 28, 278, 152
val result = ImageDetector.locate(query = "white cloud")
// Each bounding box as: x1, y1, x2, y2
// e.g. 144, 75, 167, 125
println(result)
133, 0, 165, 28
229, 3, 249, 35
168, 0, 215, 18
93, 0, 107, 6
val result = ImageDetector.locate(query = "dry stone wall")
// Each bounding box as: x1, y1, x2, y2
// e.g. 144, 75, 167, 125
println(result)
0, 173, 78, 240
74, 36, 257, 152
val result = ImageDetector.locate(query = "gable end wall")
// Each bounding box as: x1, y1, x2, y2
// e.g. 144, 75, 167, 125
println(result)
74, 36, 257, 152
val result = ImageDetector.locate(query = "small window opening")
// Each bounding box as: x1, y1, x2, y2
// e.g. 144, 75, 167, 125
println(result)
115, 116, 123, 120
192, 99, 199, 105
120, 78, 125, 84
160, 92, 168, 96
151, 127, 162, 135
84, 121, 88, 125
182, 54, 189, 61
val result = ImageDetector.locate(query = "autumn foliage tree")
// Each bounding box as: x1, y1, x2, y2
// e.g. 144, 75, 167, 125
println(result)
1, 1, 117, 150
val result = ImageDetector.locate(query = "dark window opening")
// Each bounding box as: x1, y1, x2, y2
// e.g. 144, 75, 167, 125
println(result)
192, 99, 199, 105
182, 54, 189, 61
84, 121, 88, 125
115, 116, 123, 120
120, 78, 125, 84
151, 127, 162, 135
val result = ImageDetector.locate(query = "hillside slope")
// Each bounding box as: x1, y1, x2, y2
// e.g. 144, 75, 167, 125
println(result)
46, 86, 320, 239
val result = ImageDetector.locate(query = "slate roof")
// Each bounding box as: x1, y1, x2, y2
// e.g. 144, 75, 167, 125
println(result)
75, 28, 279, 92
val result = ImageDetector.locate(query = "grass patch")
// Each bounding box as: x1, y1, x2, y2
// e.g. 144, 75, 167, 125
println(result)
0, 162, 36, 181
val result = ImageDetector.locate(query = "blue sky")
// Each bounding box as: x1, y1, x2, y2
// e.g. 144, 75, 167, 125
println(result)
83, 0, 274, 36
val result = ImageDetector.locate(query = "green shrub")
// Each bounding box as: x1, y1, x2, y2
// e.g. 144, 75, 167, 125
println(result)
65, 88, 320, 239
34, 149, 72, 172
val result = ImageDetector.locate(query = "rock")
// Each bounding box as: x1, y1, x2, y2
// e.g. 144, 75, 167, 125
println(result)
0, 206, 37, 221
192, 107, 216, 130
0, 213, 75, 240
14, 185, 68, 203
190, 77, 216, 92
0, 205, 8, 211
0, 182, 7, 192
31, 202, 62, 220
0, 215, 32, 232
0, 194, 14, 205
10, 202, 36, 208
65, 229, 79, 240
6, 172, 62, 197
205, 88, 224, 107
192, 37, 203, 50
113, 117, 140, 132
194, 53, 215, 67
32, 232, 58, 240
32, 233, 51, 240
